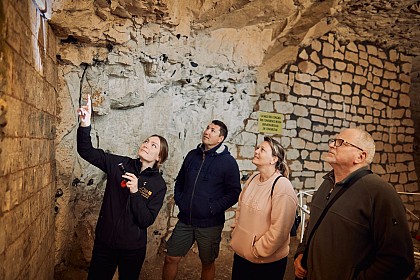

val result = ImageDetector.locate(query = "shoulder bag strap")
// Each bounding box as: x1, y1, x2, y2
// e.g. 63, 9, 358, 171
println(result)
241, 173, 259, 195
301, 169, 372, 268
249, 173, 259, 183
271, 175, 282, 197
247, 173, 282, 197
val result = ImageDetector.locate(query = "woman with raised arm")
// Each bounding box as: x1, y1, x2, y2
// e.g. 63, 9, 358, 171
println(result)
230, 136, 298, 280
77, 95, 169, 280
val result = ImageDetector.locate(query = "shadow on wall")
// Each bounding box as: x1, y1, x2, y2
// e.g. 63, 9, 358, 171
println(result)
0, 97, 6, 144
408, 55, 420, 197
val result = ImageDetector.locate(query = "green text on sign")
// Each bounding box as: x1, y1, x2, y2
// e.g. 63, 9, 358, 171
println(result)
258, 112, 283, 134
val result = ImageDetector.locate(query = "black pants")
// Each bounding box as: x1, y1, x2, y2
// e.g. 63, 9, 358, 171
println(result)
88, 242, 146, 280
232, 253, 287, 280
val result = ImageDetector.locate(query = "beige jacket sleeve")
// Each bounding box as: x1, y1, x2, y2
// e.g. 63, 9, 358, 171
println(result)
252, 178, 298, 258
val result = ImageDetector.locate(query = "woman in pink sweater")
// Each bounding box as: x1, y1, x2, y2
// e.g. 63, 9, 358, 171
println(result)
230, 136, 298, 280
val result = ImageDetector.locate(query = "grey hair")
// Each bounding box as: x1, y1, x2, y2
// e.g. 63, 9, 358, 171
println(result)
353, 128, 376, 164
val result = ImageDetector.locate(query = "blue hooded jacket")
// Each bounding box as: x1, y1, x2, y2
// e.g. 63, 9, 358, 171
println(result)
174, 142, 241, 227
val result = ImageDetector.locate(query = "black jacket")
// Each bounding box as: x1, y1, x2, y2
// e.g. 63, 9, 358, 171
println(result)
77, 126, 167, 249
174, 143, 241, 227
295, 167, 414, 280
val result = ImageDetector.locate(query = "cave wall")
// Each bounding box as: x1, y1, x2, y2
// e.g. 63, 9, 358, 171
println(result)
0, 0, 419, 278
52, 1, 338, 272
54, 30, 420, 277
409, 55, 420, 209
0, 0, 58, 279
51, 1, 420, 276
54, 24, 262, 272
258, 34, 419, 229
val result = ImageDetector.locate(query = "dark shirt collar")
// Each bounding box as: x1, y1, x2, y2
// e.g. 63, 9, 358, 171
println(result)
326, 166, 370, 185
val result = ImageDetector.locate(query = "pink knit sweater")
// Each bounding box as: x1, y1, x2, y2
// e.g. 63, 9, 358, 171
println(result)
230, 171, 298, 263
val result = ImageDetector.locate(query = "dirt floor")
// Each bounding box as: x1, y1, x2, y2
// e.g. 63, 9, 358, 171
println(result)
55, 237, 299, 280
140, 238, 300, 280
56, 236, 420, 279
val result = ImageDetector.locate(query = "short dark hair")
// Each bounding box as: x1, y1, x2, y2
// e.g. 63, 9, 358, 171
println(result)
211, 120, 228, 141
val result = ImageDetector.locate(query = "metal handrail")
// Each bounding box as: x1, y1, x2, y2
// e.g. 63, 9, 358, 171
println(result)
296, 190, 316, 242
397, 192, 420, 221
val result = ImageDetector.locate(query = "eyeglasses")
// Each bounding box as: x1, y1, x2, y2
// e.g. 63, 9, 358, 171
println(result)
328, 138, 364, 152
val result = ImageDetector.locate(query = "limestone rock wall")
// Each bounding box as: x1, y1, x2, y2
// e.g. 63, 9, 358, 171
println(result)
54, 24, 262, 271
247, 33, 419, 229
50, 0, 420, 276
0, 0, 58, 279
52, 2, 341, 270
0, 0, 419, 278
166, 33, 420, 243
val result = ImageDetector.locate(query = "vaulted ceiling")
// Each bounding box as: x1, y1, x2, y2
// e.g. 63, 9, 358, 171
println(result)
49, 0, 420, 55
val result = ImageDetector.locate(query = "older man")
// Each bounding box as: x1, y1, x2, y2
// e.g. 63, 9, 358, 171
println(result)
294, 128, 414, 280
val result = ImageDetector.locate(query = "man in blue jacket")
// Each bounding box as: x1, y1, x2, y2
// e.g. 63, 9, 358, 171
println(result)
162, 120, 241, 280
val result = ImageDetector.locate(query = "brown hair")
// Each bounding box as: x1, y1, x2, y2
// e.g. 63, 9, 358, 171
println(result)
264, 136, 290, 178
150, 134, 169, 169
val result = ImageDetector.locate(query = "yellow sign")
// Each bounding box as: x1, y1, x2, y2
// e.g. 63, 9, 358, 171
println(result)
258, 112, 283, 134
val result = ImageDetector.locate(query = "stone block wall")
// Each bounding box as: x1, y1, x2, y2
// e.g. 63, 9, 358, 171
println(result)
236, 33, 419, 232
409, 55, 420, 212
164, 33, 420, 240
0, 0, 57, 279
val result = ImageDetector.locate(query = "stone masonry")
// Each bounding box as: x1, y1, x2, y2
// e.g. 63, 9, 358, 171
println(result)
1, 0, 420, 279
53, 8, 420, 280
235, 33, 420, 233
166, 33, 420, 243
0, 0, 58, 279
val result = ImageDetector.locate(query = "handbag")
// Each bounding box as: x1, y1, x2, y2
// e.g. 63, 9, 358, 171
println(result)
296, 169, 372, 280
290, 210, 301, 237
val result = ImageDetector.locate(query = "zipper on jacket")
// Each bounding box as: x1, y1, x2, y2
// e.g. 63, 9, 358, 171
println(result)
189, 152, 206, 224
326, 172, 336, 200
326, 183, 336, 200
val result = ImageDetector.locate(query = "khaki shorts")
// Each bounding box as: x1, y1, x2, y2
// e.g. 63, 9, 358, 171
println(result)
166, 221, 223, 264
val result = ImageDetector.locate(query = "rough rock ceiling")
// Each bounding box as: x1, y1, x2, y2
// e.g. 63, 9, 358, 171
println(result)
335, 0, 420, 55
49, 0, 420, 55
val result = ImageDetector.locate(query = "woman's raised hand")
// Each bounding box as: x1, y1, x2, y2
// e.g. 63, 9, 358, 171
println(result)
77, 94, 92, 127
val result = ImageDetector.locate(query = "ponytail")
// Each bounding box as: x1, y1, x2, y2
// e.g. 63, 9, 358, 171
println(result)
264, 136, 290, 178
279, 158, 290, 178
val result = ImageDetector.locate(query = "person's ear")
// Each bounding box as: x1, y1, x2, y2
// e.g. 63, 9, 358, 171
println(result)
218, 135, 224, 144
355, 151, 367, 164
271, 156, 279, 165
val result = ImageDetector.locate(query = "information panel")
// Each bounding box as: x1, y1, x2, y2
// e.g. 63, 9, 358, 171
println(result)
258, 112, 283, 134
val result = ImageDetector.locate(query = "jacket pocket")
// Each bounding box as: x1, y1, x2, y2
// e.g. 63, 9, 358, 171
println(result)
176, 194, 190, 214
192, 195, 212, 218
230, 224, 256, 261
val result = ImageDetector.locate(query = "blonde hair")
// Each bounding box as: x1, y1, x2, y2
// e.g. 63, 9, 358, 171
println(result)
264, 136, 290, 178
